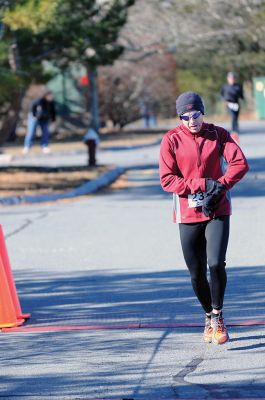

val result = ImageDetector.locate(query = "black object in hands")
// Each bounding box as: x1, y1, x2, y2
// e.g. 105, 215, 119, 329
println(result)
202, 179, 226, 217
201, 195, 216, 217
205, 178, 225, 196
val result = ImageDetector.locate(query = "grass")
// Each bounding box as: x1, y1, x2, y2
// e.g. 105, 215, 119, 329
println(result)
0, 166, 109, 197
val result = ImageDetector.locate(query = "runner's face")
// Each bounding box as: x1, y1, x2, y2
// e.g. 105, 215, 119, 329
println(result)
180, 110, 203, 134
45, 93, 53, 101
227, 75, 235, 85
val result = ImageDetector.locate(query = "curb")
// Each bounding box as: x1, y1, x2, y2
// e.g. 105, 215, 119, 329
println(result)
100, 138, 161, 152
0, 166, 126, 206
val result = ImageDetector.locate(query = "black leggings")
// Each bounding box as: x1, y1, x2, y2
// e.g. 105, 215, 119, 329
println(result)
228, 108, 240, 133
179, 216, 230, 313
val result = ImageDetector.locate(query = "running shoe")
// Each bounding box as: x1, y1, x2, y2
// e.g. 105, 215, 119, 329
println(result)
211, 313, 229, 345
22, 147, 30, 155
203, 315, 213, 343
42, 147, 51, 154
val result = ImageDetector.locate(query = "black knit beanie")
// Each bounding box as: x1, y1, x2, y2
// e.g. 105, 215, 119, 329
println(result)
176, 91, 205, 116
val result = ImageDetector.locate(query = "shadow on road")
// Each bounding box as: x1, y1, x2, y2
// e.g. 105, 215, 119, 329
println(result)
14, 265, 265, 327
231, 156, 265, 197
105, 154, 265, 200
1, 265, 264, 399
240, 122, 265, 135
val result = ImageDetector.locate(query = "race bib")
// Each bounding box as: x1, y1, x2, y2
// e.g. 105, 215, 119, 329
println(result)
227, 102, 239, 112
188, 192, 207, 208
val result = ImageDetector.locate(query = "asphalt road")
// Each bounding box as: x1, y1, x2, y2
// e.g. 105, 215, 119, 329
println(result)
0, 121, 264, 399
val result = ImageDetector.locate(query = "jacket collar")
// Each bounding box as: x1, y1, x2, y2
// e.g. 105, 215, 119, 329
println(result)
179, 122, 208, 137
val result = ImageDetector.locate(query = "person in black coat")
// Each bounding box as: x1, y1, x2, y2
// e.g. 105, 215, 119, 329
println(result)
23, 90, 56, 154
221, 72, 244, 143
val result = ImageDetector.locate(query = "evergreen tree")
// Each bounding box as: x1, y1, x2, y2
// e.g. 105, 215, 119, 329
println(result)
0, 0, 57, 143
4, 0, 135, 132
46, 0, 135, 131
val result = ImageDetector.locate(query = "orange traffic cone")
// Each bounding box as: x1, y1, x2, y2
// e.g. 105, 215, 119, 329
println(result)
0, 225, 30, 321
0, 255, 24, 328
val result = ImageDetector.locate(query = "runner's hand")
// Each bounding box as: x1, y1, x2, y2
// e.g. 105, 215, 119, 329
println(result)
202, 203, 214, 217
201, 188, 224, 217
206, 179, 225, 196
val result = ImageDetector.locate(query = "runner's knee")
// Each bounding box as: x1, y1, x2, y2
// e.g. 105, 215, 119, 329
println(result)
188, 265, 207, 283
208, 261, 226, 274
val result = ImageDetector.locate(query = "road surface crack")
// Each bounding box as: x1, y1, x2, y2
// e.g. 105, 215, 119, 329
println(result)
5, 212, 49, 240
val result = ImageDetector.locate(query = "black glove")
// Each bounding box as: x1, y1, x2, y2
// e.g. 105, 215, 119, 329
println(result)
201, 194, 217, 217
202, 179, 226, 217
205, 179, 225, 196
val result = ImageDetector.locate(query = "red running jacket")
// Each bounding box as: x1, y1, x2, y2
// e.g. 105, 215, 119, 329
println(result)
159, 122, 249, 223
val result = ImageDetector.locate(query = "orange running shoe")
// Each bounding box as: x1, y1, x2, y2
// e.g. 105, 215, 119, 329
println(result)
211, 313, 229, 345
203, 315, 213, 343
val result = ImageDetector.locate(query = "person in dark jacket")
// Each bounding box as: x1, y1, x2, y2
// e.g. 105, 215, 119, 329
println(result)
159, 91, 249, 345
221, 72, 244, 143
23, 90, 56, 154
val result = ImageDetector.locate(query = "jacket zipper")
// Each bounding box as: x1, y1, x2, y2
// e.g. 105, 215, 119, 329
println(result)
194, 135, 201, 168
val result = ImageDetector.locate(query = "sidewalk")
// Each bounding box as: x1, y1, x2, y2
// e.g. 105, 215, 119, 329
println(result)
1, 130, 163, 167
0, 132, 162, 205
0, 121, 264, 399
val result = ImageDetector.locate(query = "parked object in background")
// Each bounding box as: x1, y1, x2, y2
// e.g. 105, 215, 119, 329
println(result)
253, 77, 265, 120
83, 128, 100, 167
23, 90, 56, 154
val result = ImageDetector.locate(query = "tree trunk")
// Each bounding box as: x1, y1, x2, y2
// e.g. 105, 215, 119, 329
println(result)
87, 67, 100, 133
61, 68, 69, 116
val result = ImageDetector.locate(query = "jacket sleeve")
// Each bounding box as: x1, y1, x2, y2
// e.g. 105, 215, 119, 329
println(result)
217, 129, 249, 189
159, 135, 206, 195
31, 100, 39, 117
50, 101, 56, 122
240, 84, 244, 100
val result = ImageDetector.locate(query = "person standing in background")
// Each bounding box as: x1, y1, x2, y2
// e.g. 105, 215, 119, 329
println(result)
221, 72, 244, 144
23, 90, 56, 154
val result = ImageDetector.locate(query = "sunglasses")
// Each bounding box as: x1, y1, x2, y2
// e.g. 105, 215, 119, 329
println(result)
180, 111, 201, 121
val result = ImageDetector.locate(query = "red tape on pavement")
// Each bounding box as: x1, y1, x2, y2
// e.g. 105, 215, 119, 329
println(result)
1, 320, 265, 333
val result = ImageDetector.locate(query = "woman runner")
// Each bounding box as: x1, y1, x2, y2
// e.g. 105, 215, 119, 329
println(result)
159, 91, 249, 344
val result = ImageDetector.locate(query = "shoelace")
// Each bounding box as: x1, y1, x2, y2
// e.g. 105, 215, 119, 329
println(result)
214, 316, 225, 333
205, 317, 212, 330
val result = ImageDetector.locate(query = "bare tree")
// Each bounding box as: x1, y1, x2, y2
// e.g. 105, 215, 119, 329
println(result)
98, 50, 177, 128
121, 0, 265, 78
